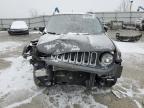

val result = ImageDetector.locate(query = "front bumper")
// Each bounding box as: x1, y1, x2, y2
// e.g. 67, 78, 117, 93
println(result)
42, 58, 123, 78
8, 29, 29, 35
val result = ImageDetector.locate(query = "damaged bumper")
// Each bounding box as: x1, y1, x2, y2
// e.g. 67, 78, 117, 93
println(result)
42, 58, 123, 78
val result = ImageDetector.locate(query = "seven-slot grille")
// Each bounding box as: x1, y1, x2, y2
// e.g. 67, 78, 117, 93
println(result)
51, 52, 97, 67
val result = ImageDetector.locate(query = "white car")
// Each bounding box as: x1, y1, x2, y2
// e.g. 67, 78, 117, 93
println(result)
8, 21, 29, 35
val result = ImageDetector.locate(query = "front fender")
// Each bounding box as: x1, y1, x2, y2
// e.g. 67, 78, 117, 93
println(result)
22, 40, 38, 58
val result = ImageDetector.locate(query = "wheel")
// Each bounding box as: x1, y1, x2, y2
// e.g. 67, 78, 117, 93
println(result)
33, 67, 54, 87
33, 68, 45, 87
25, 31, 29, 35
8, 31, 13, 36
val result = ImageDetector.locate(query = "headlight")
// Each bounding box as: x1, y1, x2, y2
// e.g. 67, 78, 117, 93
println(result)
100, 53, 113, 66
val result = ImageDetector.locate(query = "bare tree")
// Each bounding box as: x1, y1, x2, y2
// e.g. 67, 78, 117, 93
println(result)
116, 0, 130, 12
29, 9, 39, 18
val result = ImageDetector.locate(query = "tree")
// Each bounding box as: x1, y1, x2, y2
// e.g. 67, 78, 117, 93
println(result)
116, 0, 130, 12
29, 9, 39, 18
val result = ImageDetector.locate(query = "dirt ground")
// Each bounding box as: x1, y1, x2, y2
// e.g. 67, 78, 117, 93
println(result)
0, 30, 144, 108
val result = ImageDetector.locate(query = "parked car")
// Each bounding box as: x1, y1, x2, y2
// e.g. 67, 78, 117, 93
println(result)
22, 14, 123, 89
135, 18, 144, 31
8, 21, 29, 35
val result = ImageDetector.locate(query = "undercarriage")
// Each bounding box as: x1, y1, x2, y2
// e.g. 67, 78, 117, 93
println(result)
33, 64, 118, 89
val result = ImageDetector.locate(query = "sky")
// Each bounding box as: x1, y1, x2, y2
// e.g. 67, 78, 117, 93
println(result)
0, 0, 143, 18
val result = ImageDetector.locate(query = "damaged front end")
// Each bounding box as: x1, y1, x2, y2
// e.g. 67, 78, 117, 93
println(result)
22, 37, 123, 89
22, 14, 123, 89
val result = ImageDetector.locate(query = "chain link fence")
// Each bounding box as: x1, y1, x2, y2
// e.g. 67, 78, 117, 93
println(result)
0, 12, 144, 30
0, 15, 51, 30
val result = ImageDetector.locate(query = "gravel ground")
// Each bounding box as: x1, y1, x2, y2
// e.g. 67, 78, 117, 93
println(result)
0, 30, 144, 108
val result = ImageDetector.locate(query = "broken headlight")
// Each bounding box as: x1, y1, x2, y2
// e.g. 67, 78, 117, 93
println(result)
100, 53, 113, 66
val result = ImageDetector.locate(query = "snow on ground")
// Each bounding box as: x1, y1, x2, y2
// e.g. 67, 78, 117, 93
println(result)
0, 31, 7, 33
112, 77, 144, 108
0, 42, 22, 53
29, 31, 40, 34
0, 56, 34, 97
0, 39, 144, 108
113, 77, 144, 98
0, 57, 108, 108
114, 41, 144, 54
134, 100, 143, 108
4, 89, 44, 108
112, 41, 144, 108
42, 85, 108, 108
0, 40, 108, 107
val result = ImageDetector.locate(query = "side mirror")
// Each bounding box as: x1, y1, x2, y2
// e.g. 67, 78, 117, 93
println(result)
39, 27, 45, 33
104, 25, 108, 32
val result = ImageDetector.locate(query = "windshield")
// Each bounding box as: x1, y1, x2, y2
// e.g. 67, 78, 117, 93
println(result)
46, 14, 104, 35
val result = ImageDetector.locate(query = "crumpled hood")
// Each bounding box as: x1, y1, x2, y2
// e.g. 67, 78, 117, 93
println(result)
37, 33, 115, 55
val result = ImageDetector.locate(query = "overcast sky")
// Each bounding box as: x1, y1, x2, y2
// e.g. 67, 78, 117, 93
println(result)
0, 0, 143, 18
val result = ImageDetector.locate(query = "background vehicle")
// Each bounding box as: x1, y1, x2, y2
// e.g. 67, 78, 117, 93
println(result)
135, 6, 144, 31
23, 14, 123, 89
8, 21, 29, 35
135, 18, 144, 31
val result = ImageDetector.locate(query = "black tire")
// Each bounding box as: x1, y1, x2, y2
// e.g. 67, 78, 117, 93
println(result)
25, 31, 29, 35
33, 67, 54, 87
33, 69, 45, 87
8, 31, 13, 35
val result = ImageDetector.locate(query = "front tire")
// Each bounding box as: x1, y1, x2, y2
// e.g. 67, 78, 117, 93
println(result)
33, 68, 45, 87
33, 67, 54, 87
